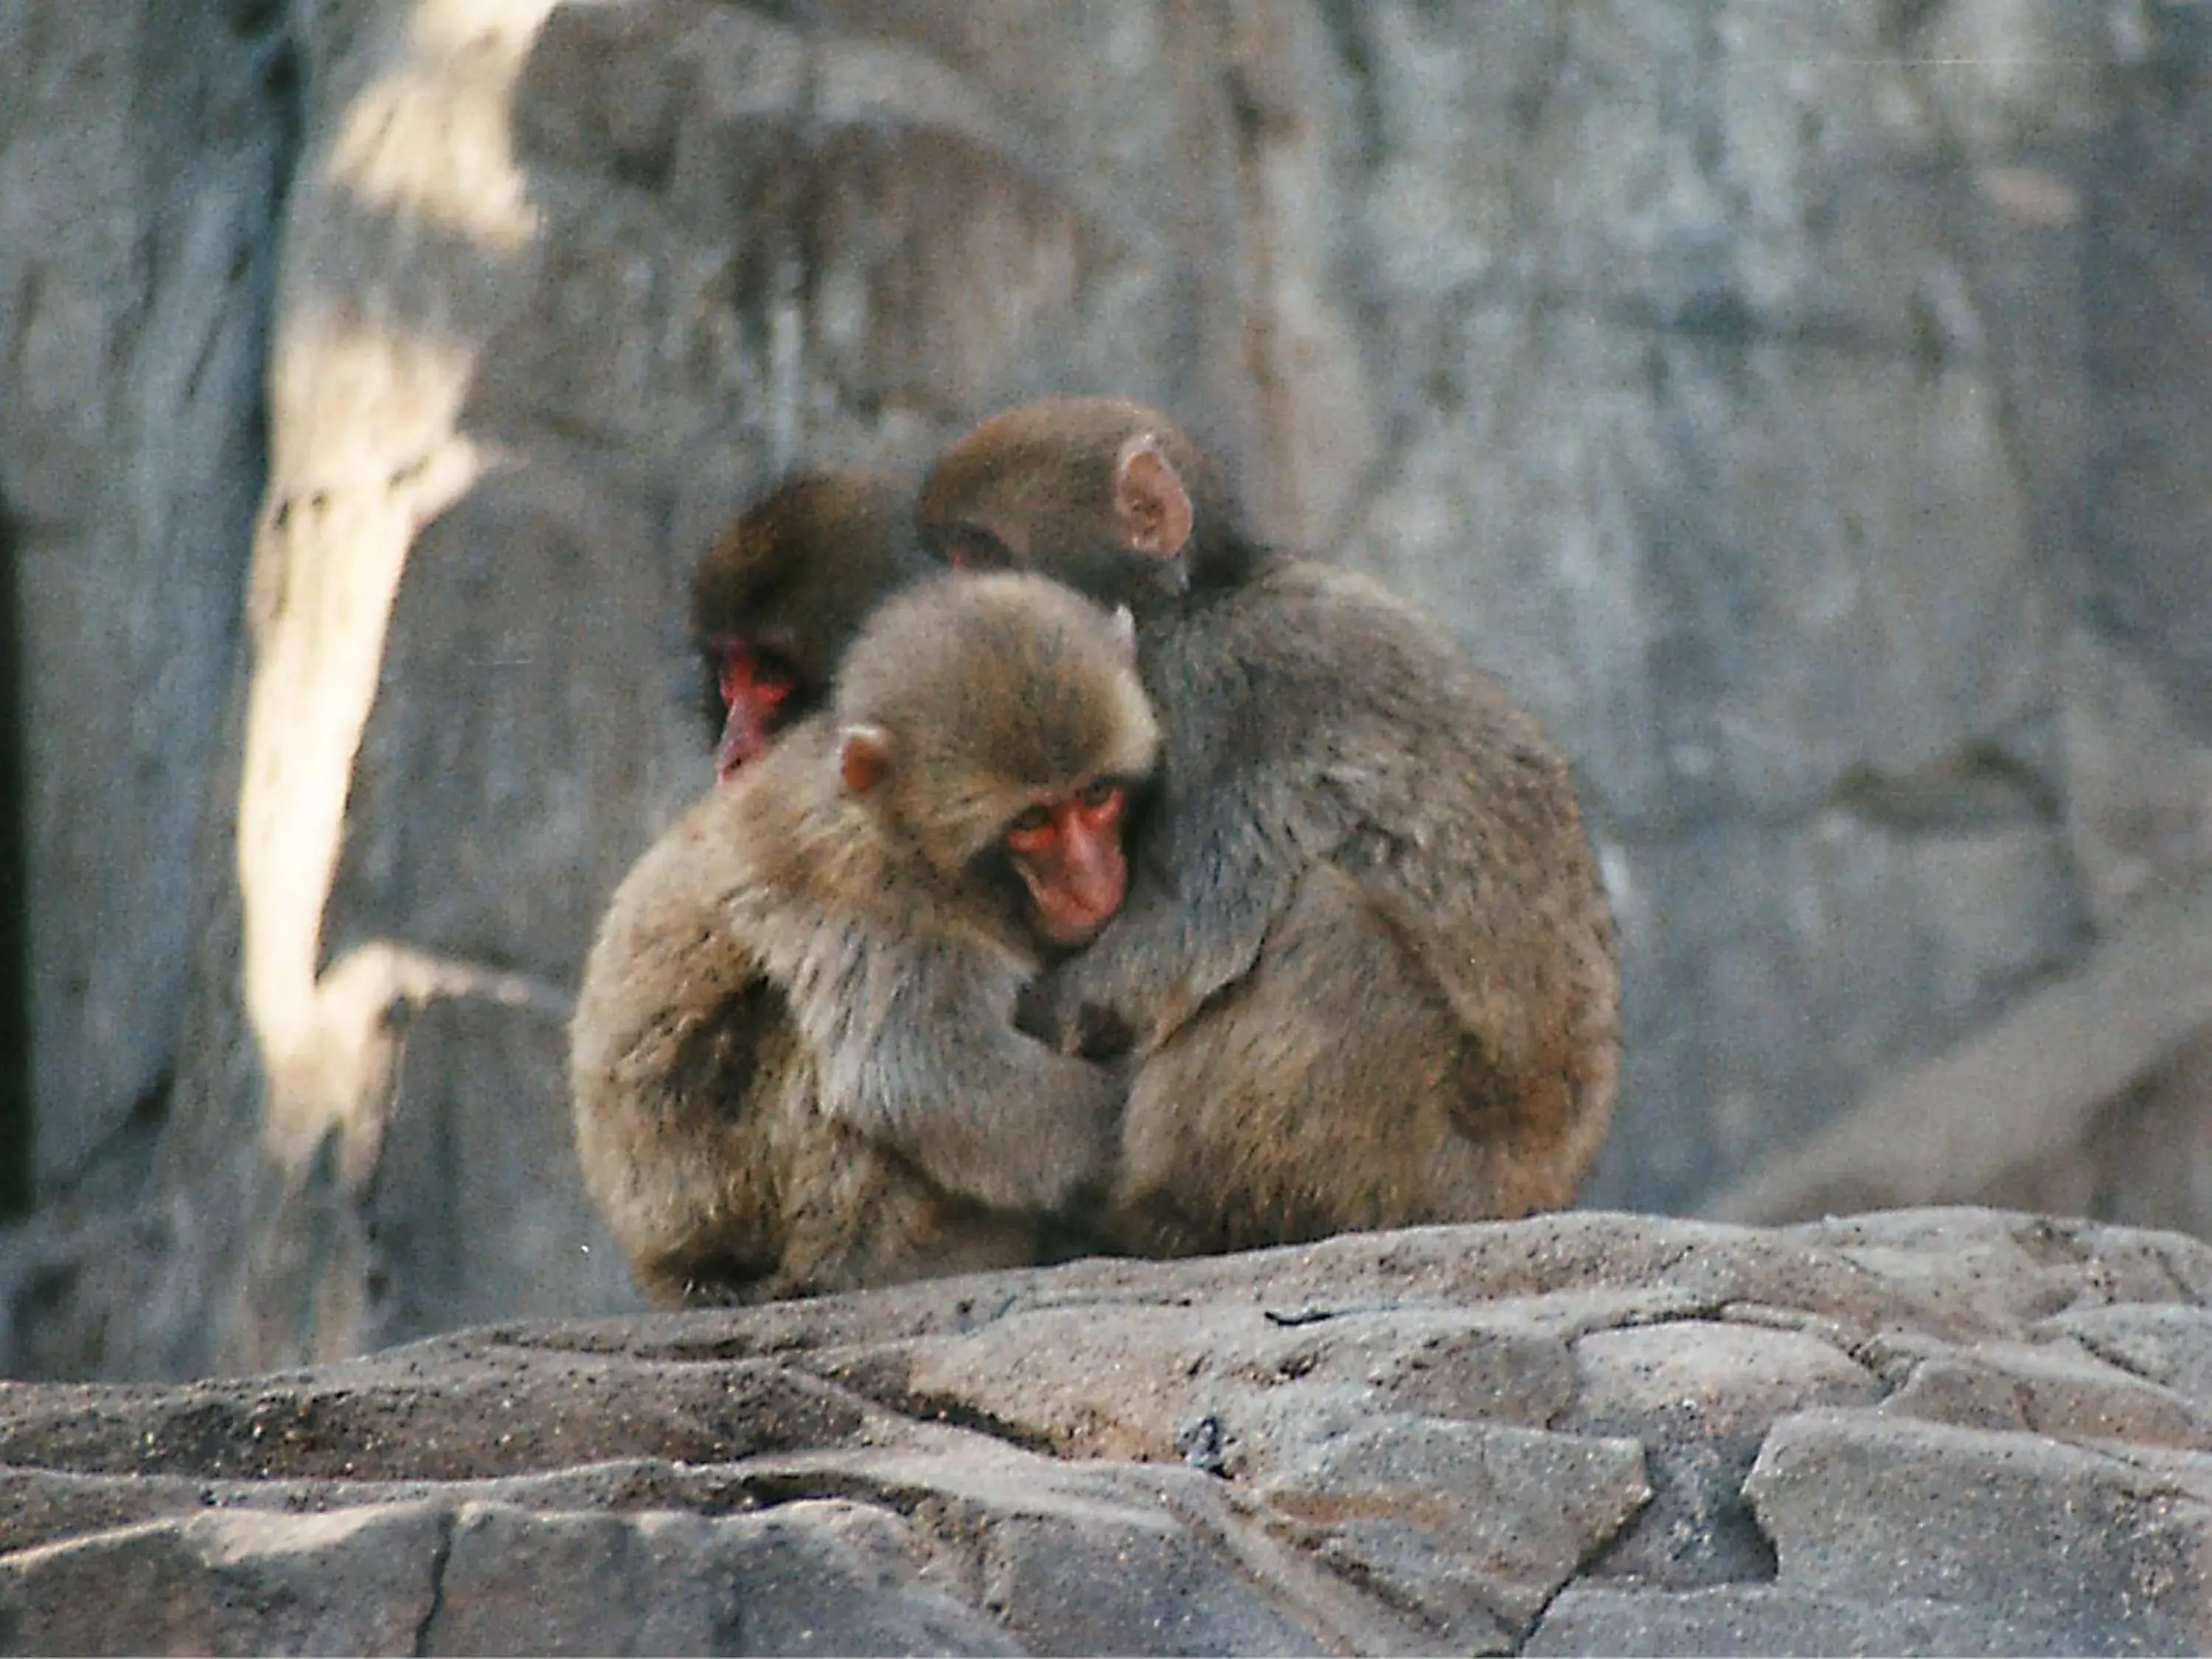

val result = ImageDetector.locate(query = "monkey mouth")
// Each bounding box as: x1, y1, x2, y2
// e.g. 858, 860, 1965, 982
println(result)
1024, 884, 1118, 950
715, 706, 780, 779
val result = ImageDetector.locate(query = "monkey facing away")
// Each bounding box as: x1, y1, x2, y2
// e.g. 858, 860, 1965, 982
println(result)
691, 467, 932, 779
571, 569, 1157, 1305
918, 396, 1621, 1256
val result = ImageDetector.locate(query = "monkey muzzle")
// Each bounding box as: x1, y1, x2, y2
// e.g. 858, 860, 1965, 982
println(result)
1017, 827, 1128, 949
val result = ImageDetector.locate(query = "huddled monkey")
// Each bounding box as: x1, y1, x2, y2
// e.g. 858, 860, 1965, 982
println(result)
571, 564, 1155, 1305
690, 467, 933, 779
917, 396, 1621, 1256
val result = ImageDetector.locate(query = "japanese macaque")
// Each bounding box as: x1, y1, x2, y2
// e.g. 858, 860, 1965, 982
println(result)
918, 396, 1621, 1256
571, 571, 1156, 1305
691, 467, 931, 778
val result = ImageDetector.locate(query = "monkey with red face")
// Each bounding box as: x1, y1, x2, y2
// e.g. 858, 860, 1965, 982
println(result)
572, 568, 1155, 1304
919, 397, 1621, 1257
690, 467, 931, 779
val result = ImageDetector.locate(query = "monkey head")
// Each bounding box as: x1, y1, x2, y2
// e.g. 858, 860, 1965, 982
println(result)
692, 467, 929, 779
918, 397, 1251, 611
833, 571, 1159, 949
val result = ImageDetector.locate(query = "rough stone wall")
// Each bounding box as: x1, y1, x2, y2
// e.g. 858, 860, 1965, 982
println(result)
0, 0, 295, 1194
7, 1211, 2212, 1656
2, 0, 2211, 1380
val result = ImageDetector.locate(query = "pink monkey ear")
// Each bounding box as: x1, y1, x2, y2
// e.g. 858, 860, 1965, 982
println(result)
1111, 434, 1195, 559
838, 723, 894, 793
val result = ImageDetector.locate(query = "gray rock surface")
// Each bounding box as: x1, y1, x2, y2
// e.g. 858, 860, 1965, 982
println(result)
7, 1208, 2212, 1655
1, 0, 291, 1192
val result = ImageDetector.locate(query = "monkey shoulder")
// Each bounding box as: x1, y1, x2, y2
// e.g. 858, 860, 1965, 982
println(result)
1157, 555, 1586, 872
579, 785, 753, 982
717, 725, 1026, 993
569, 783, 780, 1112
1251, 557, 1467, 670
1169, 557, 1527, 753
717, 734, 881, 928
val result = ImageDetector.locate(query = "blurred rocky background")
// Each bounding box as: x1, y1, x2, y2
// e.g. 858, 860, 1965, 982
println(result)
2, 0, 2210, 1381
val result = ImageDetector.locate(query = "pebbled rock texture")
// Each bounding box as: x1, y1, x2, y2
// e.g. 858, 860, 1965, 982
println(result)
7, 1208, 2212, 1655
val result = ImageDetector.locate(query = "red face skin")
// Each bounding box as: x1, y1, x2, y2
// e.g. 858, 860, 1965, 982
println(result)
1004, 779, 1130, 948
714, 645, 796, 781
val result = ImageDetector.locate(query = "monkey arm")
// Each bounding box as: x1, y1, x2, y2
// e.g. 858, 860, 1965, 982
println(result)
804, 942, 1126, 1214
1020, 797, 1310, 1057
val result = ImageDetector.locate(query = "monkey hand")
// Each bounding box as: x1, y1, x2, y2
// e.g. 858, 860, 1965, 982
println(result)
1016, 968, 1138, 1060
980, 1054, 1127, 1213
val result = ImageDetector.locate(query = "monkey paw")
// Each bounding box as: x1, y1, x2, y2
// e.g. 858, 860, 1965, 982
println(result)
1016, 975, 1134, 1060
1069, 1006, 1137, 1062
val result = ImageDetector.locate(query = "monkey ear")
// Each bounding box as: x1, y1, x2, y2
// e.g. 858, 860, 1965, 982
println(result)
1109, 605, 1138, 664
838, 723, 894, 793
1112, 435, 1195, 558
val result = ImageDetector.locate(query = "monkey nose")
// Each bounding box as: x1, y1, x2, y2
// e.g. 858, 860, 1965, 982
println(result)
716, 706, 769, 780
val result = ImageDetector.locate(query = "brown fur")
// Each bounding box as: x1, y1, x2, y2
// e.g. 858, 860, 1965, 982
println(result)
571, 571, 1156, 1304
919, 397, 1621, 1256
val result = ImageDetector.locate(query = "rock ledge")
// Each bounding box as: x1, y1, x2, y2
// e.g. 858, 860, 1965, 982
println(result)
7, 1208, 2212, 1655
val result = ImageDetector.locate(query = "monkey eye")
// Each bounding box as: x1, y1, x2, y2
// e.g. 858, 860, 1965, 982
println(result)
1006, 803, 1056, 850
720, 646, 796, 712
938, 526, 1015, 572
1077, 778, 1122, 813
